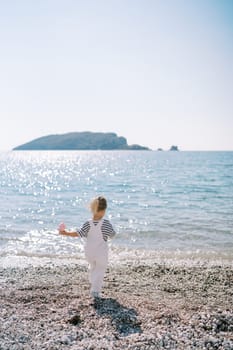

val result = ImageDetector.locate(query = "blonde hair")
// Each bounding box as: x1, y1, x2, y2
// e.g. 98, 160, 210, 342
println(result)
90, 196, 107, 215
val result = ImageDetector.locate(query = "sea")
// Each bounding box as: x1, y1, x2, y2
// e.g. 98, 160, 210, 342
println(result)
0, 150, 232, 267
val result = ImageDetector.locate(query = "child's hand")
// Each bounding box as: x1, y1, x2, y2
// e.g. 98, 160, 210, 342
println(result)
58, 223, 66, 234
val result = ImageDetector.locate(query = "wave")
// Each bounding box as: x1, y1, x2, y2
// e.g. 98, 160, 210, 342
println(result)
1, 245, 232, 269
0, 250, 84, 260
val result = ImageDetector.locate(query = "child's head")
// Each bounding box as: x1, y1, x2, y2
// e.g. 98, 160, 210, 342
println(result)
90, 196, 107, 216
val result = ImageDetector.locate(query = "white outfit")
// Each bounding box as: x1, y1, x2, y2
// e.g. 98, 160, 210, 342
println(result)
78, 218, 116, 295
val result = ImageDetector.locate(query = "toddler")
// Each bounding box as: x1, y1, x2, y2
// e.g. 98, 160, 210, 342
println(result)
59, 196, 116, 298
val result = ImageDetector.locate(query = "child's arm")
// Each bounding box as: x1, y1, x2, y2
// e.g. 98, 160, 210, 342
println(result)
59, 229, 79, 237
58, 221, 90, 238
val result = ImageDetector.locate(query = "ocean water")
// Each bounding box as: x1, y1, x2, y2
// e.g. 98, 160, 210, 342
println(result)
0, 150, 232, 265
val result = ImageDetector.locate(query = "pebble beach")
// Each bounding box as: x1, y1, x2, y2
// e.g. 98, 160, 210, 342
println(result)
0, 258, 232, 350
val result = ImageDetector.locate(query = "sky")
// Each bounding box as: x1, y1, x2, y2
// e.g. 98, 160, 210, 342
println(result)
0, 0, 233, 151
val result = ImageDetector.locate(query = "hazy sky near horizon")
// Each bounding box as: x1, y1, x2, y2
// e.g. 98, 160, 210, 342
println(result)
1, 0, 233, 151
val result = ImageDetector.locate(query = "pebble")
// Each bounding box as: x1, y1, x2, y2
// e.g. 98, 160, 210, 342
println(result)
0, 262, 232, 349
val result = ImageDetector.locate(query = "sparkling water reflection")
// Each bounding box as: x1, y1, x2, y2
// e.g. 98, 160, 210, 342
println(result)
0, 150, 233, 261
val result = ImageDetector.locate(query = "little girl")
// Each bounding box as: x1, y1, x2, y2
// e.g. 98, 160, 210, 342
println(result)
59, 196, 116, 299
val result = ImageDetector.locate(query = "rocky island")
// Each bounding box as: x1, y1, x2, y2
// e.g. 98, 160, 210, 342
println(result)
169, 145, 179, 151
13, 132, 150, 151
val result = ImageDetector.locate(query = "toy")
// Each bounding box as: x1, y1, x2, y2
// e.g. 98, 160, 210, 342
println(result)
58, 222, 66, 232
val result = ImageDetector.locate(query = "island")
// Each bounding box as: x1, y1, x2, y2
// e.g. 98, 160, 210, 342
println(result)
13, 132, 150, 151
169, 145, 179, 151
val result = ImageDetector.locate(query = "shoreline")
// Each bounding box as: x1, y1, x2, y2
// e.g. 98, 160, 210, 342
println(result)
0, 246, 233, 269
1, 258, 232, 349
1, 245, 233, 266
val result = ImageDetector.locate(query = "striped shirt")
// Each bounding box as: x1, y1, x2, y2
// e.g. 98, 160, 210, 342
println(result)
77, 219, 116, 242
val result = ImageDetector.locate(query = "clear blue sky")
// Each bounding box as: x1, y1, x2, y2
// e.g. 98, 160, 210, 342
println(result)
1, 0, 232, 151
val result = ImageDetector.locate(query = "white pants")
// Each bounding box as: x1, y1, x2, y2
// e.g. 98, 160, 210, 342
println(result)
86, 253, 108, 293
84, 219, 109, 294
